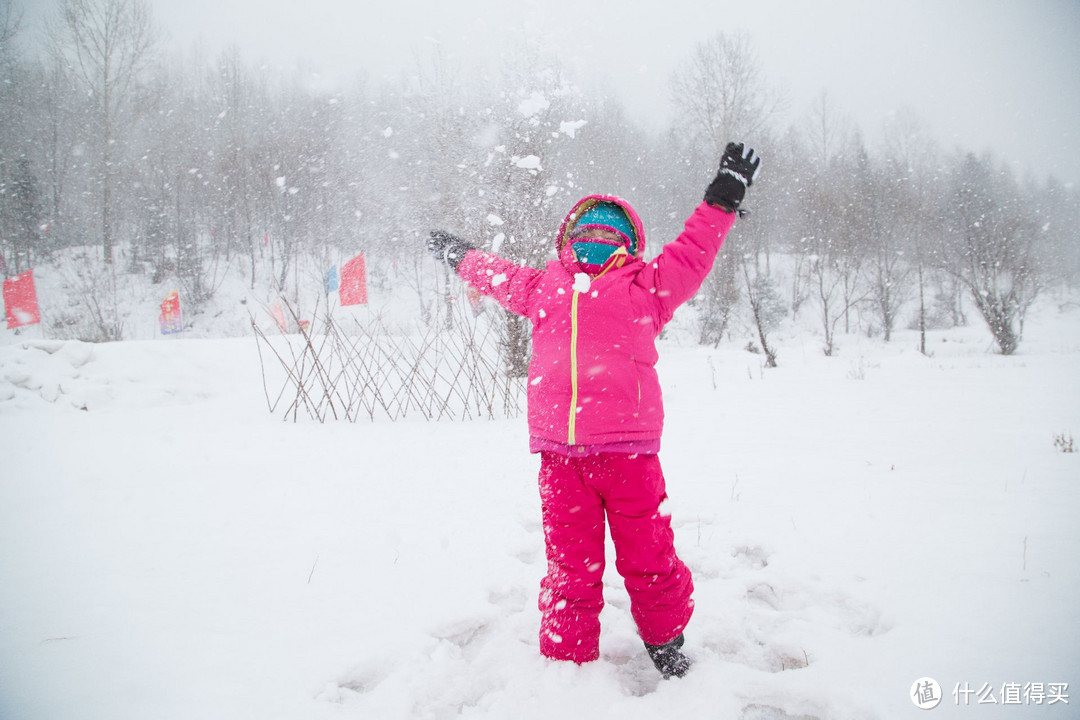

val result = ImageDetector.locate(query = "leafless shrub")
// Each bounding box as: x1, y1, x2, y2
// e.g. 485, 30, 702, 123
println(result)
253, 298, 525, 423
50, 249, 124, 342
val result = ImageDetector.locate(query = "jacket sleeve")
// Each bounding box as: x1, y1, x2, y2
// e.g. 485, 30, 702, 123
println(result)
456, 249, 545, 318
636, 202, 736, 323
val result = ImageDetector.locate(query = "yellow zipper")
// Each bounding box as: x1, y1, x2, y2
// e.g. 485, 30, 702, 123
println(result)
565, 249, 627, 446
568, 289, 580, 445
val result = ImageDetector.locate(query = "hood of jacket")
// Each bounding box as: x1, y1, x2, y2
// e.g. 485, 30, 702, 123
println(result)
555, 195, 647, 262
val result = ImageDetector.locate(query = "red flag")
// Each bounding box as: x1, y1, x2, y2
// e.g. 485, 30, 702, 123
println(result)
339, 253, 368, 306
159, 290, 183, 335
4, 269, 41, 329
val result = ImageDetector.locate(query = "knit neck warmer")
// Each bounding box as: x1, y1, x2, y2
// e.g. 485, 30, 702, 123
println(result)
572, 241, 629, 277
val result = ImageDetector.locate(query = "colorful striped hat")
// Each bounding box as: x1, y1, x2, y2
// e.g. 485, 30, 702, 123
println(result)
571, 201, 639, 256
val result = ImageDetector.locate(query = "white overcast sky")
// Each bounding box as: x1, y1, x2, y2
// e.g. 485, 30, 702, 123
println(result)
26, 0, 1080, 186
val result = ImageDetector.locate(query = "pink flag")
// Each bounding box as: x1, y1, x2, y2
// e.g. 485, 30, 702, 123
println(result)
270, 301, 288, 332
4, 269, 41, 329
339, 254, 368, 306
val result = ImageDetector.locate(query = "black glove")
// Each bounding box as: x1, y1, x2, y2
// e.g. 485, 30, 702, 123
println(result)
704, 142, 761, 215
427, 230, 475, 270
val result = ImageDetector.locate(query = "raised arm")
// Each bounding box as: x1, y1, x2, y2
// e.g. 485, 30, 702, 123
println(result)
638, 142, 762, 323
427, 230, 544, 318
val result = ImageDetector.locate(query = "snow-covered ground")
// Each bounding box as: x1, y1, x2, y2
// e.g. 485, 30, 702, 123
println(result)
1, 297, 1078, 719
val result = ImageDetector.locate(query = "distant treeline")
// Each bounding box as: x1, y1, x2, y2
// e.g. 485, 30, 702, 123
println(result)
1, 1, 1077, 355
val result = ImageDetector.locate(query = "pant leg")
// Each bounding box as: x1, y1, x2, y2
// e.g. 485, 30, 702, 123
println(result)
537, 451, 607, 662
600, 453, 695, 646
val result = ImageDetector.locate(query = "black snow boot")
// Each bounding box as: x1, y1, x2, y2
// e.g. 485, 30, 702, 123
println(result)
644, 633, 692, 679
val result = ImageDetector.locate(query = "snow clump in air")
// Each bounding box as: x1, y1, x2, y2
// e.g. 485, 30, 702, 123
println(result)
559, 120, 587, 138
517, 91, 550, 118
514, 156, 542, 172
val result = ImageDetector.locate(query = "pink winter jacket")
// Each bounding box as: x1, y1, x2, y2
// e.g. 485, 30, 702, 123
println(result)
457, 195, 736, 452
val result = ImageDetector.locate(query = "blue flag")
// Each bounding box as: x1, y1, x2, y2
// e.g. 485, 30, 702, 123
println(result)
324, 265, 340, 294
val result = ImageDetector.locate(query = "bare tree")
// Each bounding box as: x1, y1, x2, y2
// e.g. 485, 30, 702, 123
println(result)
1031, 176, 1080, 288
670, 32, 785, 356
0, 0, 21, 50
475, 59, 583, 377
881, 109, 942, 354
696, 252, 739, 347
944, 153, 1041, 354
2, 158, 42, 272
670, 32, 785, 154
805, 196, 870, 357
405, 46, 487, 331
794, 95, 868, 355
0, 0, 29, 272
803, 91, 857, 170
740, 252, 783, 367
211, 46, 257, 285
46, 0, 156, 264
34, 58, 83, 251
858, 156, 914, 342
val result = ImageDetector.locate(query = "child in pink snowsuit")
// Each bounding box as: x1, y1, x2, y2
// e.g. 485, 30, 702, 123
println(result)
428, 143, 761, 678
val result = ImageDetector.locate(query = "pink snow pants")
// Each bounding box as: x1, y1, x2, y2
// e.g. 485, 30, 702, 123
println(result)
537, 451, 694, 663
